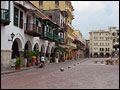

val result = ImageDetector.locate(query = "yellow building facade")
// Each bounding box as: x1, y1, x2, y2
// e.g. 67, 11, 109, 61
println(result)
74, 30, 86, 58
31, 1, 76, 60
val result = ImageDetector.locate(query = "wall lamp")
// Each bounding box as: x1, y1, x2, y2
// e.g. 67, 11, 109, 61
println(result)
8, 33, 15, 41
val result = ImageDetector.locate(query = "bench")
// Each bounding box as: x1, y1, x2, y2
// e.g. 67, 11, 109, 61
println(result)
94, 61, 104, 64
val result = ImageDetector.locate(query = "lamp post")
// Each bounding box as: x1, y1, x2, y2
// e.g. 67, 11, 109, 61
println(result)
8, 33, 15, 41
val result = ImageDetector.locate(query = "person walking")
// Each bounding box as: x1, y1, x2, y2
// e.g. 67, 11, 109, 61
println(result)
40, 55, 45, 68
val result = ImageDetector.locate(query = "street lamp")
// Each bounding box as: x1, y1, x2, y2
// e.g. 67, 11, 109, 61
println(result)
8, 33, 15, 41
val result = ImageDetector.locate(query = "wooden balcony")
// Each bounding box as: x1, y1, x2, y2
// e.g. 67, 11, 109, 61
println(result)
24, 23, 42, 37
44, 31, 53, 40
53, 34, 59, 42
60, 24, 67, 32
1, 9, 10, 26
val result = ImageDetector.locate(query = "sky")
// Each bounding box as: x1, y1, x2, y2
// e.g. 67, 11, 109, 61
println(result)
71, 1, 119, 40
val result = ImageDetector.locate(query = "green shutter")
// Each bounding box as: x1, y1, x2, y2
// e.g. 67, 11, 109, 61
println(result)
14, 7, 18, 26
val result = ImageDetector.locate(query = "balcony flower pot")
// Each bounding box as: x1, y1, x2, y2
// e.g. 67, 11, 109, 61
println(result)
35, 61, 39, 66
15, 66, 21, 70
32, 58, 36, 63
14, 57, 23, 70
27, 62, 31, 67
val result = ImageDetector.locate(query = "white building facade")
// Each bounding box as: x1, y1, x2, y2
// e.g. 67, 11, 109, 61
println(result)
1, 1, 61, 69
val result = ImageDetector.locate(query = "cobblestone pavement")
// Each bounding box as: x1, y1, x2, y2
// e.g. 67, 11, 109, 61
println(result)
1, 58, 119, 89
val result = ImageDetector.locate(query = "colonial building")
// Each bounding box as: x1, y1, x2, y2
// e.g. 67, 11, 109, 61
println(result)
31, 1, 76, 60
1, 1, 63, 69
74, 30, 86, 58
89, 29, 113, 57
109, 27, 119, 56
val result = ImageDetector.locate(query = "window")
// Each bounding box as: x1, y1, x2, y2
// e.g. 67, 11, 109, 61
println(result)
55, 1, 59, 7
94, 33, 98, 35
102, 48, 104, 51
19, 11, 23, 29
112, 32, 115, 36
36, 20, 38, 26
106, 48, 107, 51
94, 37, 98, 40
14, 7, 19, 26
39, 1, 43, 7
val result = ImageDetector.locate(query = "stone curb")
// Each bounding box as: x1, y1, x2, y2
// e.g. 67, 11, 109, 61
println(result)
1, 58, 87, 75
1, 66, 38, 75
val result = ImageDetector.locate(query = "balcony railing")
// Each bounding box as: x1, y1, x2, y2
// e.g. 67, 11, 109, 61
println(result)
67, 33, 74, 40
1, 9, 10, 25
70, 43, 76, 48
24, 23, 42, 37
53, 34, 59, 41
44, 32, 53, 39
59, 38, 64, 44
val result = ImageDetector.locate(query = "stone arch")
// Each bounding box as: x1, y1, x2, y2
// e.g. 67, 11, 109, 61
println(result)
33, 43, 39, 51
99, 53, 104, 57
105, 53, 110, 57
24, 41, 32, 50
13, 33, 24, 50
11, 38, 23, 59
94, 53, 98, 58
33, 39, 40, 51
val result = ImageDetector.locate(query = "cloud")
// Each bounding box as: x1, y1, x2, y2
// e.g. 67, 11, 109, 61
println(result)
72, 1, 106, 13
71, 1, 119, 40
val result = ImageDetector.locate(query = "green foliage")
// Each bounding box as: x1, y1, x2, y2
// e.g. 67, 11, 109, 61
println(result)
55, 44, 68, 54
14, 57, 23, 67
24, 50, 32, 62
112, 51, 115, 56
24, 50, 32, 58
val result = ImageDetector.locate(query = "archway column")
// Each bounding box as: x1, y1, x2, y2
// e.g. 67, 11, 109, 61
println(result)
1, 50, 13, 70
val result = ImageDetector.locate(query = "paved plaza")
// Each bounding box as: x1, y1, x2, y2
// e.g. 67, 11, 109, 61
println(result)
1, 58, 119, 89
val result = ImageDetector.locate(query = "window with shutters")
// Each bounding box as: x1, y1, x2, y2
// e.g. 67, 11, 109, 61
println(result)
14, 7, 19, 27
20, 11, 23, 29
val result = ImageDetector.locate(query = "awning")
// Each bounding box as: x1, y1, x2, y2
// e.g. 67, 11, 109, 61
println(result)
14, 1, 29, 11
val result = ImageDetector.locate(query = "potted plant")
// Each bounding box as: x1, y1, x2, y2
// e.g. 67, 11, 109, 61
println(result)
14, 57, 23, 70
24, 50, 32, 67
35, 61, 39, 66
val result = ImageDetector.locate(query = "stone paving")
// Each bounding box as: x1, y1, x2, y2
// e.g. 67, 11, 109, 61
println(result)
1, 58, 119, 89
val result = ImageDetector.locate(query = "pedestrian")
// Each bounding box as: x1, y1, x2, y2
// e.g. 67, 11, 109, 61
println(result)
40, 54, 45, 68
